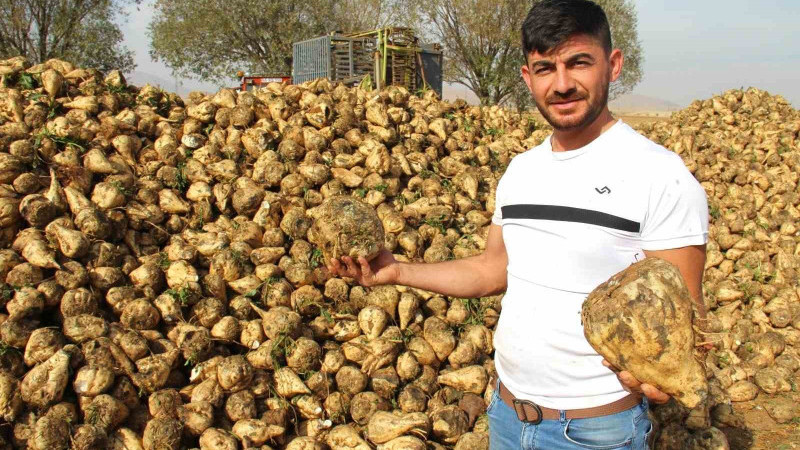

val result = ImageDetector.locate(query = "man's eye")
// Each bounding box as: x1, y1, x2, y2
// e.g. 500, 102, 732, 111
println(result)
535, 67, 551, 74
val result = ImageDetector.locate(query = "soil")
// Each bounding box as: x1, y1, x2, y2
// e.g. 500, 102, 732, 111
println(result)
720, 390, 800, 449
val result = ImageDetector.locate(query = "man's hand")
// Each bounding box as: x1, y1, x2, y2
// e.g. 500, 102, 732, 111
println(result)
602, 359, 670, 405
326, 249, 399, 287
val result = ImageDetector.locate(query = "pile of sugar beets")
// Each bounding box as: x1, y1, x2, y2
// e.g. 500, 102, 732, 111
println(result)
636, 87, 800, 448
0, 53, 797, 449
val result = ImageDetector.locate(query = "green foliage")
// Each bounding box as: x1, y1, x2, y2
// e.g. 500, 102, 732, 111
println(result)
461, 298, 488, 325
320, 307, 334, 324
85, 404, 101, 425
230, 249, 247, 267
0, 284, 14, 302
111, 180, 133, 197
440, 178, 454, 193
17, 72, 37, 90
450, 297, 490, 335
423, 214, 447, 234
137, 87, 173, 117
165, 287, 191, 305
0, 341, 14, 356
34, 128, 87, 153
0, 0, 137, 73
744, 262, 774, 284
183, 351, 199, 367
270, 332, 297, 369
485, 127, 504, 138
157, 252, 171, 269
25, 92, 47, 102
418, 169, 435, 179
310, 248, 324, 269
709, 204, 721, 220
148, 0, 408, 82
171, 162, 189, 192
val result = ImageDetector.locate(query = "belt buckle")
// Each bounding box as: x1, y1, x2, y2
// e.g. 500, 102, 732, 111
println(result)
512, 399, 543, 424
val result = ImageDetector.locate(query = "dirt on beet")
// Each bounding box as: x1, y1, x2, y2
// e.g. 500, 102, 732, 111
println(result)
582, 257, 708, 409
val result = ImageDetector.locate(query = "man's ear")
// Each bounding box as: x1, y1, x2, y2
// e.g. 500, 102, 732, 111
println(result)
521, 62, 534, 95
609, 48, 623, 83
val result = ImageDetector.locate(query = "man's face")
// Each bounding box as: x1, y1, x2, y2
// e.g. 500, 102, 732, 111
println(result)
521, 34, 622, 131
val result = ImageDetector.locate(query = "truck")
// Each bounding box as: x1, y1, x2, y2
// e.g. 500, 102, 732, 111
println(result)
292, 28, 443, 97
235, 72, 291, 91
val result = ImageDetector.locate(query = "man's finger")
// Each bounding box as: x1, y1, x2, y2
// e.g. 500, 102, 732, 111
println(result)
602, 359, 619, 373
342, 256, 358, 275
641, 383, 670, 404
357, 257, 373, 278
328, 258, 340, 275
618, 370, 642, 390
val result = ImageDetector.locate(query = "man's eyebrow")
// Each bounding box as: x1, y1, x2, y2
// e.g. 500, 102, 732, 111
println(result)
530, 60, 555, 69
565, 52, 595, 63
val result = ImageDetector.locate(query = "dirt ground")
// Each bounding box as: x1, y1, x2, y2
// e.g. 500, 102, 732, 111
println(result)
617, 112, 672, 126
530, 111, 673, 128
720, 390, 800, 450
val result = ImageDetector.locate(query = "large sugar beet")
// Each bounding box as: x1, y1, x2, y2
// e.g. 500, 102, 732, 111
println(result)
581, 257, 707, 408
308, 196, 385, 262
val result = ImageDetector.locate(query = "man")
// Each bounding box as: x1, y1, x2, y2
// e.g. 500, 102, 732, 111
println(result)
328, 0, 709, 448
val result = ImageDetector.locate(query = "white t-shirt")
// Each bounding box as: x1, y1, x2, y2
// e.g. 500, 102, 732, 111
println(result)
491, 120, 709, 409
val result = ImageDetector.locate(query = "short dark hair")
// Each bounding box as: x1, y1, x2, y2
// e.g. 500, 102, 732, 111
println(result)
521, 0, 612, 58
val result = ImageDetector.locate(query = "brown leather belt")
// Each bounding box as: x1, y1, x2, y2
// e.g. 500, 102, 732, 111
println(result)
498, 381, 642, 424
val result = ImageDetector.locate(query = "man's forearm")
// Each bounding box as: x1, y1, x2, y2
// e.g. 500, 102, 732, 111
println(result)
394, 255, 506, 298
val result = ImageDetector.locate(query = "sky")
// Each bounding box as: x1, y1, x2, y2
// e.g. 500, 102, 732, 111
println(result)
119, 0, 800, 108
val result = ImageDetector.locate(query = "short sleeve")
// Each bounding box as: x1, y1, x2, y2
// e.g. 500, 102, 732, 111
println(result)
491, 188, 503, 225
640, 154, 709, 250
491, 163, 513, 226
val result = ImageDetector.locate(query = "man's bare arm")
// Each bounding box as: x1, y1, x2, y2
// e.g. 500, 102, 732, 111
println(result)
328, 224, 508, 298
644, 244, 708, 320
395, 224, 508, 298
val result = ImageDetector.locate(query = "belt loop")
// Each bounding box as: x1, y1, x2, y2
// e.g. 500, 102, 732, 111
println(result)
559, 409, 566, 423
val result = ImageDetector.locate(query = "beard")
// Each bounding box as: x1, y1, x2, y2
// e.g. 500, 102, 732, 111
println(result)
534, 77, 609, 131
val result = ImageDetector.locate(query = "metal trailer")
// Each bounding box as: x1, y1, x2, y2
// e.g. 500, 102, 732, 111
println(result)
416, 44, 443, 98
237, 74, 291, 91
292, 35, 376, 86
292, 29, 443, 97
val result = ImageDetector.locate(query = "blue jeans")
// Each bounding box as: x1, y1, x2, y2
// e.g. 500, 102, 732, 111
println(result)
488, 381, 653, 449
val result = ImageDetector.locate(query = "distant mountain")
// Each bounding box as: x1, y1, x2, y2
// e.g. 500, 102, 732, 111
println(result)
609, 93, 681, 113
124, 72, 680, 115
126, 71, 176, 90
125, 71, 222, 97
443, 83, 480, 104
444, 84, 680, 114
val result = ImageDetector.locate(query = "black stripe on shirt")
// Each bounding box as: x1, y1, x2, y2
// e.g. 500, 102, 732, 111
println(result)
501, 204, 641, 233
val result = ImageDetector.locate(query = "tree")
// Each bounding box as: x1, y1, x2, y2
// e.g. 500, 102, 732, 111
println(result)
410, 0, 643, 107
148, 0, 407, 83
331, 0, 408, 33
0, 0, 137, 73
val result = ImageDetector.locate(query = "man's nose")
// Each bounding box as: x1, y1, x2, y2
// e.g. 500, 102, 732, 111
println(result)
553, 66, 576, 95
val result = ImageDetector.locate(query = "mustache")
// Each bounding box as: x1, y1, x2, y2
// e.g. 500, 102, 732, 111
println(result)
547, 89, 585, 104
